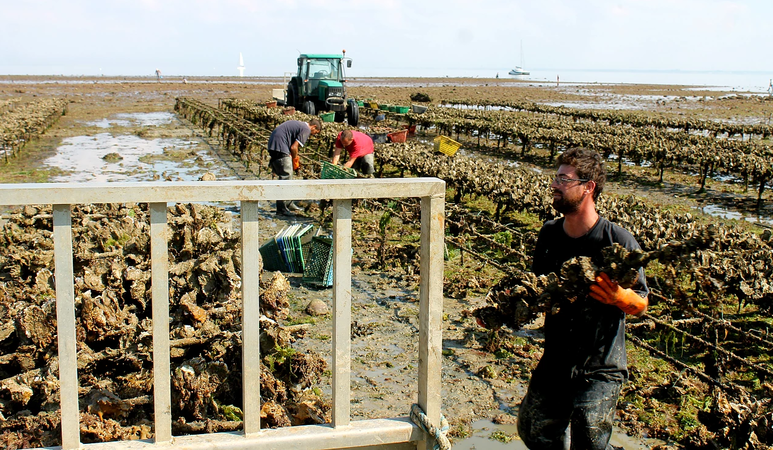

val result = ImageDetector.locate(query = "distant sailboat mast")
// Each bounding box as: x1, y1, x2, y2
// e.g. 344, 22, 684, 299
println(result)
509, 40, 530, 76
237, 53, 245, 77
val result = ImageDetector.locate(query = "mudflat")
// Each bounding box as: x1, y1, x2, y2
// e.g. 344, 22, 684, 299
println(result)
1, 75, 771, 449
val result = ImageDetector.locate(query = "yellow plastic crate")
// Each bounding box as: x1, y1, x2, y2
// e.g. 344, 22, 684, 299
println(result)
433, 135, 462, 156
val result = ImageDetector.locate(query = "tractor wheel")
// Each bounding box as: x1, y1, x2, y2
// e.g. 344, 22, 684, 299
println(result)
334, 111, 346, 122
347, 100, 359, 127
302, 100, 315, 116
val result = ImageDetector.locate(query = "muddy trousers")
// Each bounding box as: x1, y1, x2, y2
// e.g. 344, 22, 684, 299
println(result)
517, 376, 622, 450
351, 153, 375, 175
269, 154, 294, 214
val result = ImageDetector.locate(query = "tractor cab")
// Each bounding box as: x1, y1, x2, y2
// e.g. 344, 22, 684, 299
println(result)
301, 57, 341, 87
285, 51, 359, 126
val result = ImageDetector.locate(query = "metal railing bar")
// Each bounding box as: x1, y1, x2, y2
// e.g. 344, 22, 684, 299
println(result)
41, 418, 422, 450
150, 202, 172, 442
346, 445, 416, 450
332, 199, 352, 428
53, 204, 80, 450
0, 179, 446, 205
417, 193, 445, 450
240, 201, 261, 434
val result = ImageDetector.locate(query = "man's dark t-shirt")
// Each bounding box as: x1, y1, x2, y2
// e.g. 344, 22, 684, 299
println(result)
268, 120, 311, 156
531, 216, 649, 384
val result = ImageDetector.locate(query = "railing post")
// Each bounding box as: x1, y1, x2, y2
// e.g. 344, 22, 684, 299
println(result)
418, 193, 445, 450
241, 201, 261, 434
150, 202, 172, 443
332, 199, 352, 428
53, 204, 80, 450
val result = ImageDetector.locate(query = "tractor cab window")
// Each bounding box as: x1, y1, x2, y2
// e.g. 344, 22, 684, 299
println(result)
304, 59, 339, 80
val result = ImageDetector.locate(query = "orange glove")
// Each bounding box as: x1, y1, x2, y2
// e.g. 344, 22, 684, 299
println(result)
292, 155, 300, 171
589, 272, 647, 315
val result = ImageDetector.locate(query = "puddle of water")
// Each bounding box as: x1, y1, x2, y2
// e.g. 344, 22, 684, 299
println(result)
543, 101, 643, 110
82, 111, 176, 129
113, 112, 176, 127
42, 112, 262, 223
44, 133, 211, 183
699, 204, 773, 226
83, 118, 132, 128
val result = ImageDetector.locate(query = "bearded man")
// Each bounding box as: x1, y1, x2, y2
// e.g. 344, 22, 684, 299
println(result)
517, 147, 649, 449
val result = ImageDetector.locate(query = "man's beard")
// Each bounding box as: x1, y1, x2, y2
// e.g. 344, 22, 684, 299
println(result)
552, 190, 582, 214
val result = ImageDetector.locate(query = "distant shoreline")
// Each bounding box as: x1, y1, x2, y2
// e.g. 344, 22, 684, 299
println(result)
0, 73, 769, 93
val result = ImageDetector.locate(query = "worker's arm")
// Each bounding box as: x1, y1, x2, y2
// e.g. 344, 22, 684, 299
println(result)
290, 140, 301, 159
589, 272, 648, 316
290, 141, 301, 171
331, 147, 343, 165
343, 157, 356, 169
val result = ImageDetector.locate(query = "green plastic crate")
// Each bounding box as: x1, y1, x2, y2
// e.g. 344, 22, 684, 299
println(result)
289, 224, 314, 273
320, 112, 335, 122
260, 238, 287, 272
357, 100, 365, 107
275, 226, 289, 271
320, 161, 357, 179
302, 236, 334, 288
378, 104, 390, 111
395, 106, 410, 114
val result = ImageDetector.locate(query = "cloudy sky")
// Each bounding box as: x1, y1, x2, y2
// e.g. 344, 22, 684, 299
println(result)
2, 0, 770, 79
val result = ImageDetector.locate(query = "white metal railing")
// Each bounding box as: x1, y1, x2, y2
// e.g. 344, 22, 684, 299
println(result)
0, 178, 446, 450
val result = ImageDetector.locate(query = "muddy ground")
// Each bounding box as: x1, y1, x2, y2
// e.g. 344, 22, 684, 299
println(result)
1, 75, 771, 449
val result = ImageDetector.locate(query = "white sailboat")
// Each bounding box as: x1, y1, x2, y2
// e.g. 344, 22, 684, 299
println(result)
509, 41, 530, 76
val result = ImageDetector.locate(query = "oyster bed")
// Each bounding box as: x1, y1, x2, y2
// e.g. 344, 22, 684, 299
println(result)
0, 204, 328, 447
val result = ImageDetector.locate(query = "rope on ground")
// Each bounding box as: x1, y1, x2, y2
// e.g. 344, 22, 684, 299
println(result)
410, 403, 451, 450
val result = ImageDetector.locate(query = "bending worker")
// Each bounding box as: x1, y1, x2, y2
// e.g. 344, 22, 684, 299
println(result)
517, 147, 649, 449
267, 118, 322, 216
332, 129, 375, 176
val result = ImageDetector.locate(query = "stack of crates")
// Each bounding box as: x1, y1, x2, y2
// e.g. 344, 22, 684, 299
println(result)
259, 224, 314, 273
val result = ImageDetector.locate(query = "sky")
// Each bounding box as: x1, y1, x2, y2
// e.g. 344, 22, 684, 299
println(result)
2, 0, 771, 79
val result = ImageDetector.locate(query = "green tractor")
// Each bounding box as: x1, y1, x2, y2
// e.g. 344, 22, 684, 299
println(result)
285, 51, 359, 126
